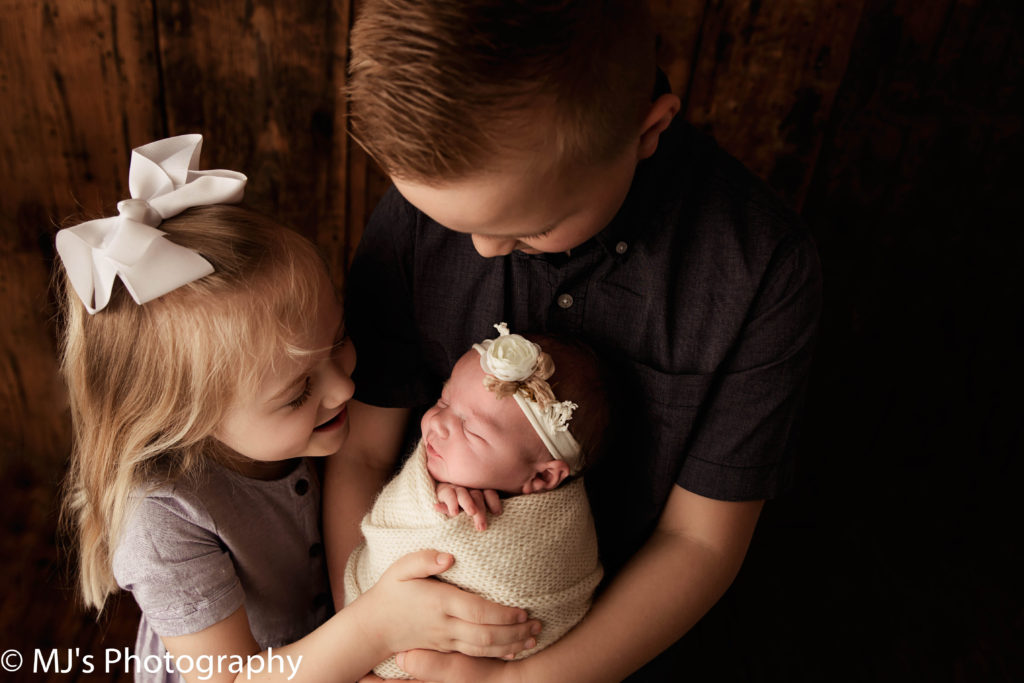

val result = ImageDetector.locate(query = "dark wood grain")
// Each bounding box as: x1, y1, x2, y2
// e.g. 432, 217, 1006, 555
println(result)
152, 1, 348, 256
681, 0, 867, 209
0, 0, 163, 242
650, 0, 708, 109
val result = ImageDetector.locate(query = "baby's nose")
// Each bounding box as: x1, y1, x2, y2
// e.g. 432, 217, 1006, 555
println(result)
431, 410, 455, 438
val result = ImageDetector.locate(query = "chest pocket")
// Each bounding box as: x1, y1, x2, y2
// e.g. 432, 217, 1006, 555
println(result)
598, 360, 712, 509
630, 363, 712, 448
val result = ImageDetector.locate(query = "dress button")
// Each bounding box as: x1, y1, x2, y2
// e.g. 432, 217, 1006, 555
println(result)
557, 293, 574, 309
615, 241, 628, 255
294, 478, 309, 495
309, 542, 323, 558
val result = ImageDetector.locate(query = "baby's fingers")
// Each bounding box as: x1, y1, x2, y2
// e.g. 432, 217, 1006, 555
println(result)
483, 489, 502, 516
435, 487, 459, 516
471, 507, 488, 531
454, 487, 480, 517
464, 489, 489, 530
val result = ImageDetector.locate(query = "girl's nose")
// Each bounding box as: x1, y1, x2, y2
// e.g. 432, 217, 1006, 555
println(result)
471, 234, 518, 258
322, 364, 355, 409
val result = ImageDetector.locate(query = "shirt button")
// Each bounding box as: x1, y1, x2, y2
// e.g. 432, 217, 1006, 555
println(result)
309, 542, 323, 558
615, 241, 628, 255
557, 293, 574, 309
294, 478, 309, 496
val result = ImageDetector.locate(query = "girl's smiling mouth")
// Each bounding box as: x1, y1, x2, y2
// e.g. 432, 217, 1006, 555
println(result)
313, 406, 347, 432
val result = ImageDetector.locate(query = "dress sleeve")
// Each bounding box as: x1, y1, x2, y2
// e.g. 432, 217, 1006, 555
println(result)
346, 187, 437, 408
678, 229, 823, 500
112, 494, 245, 637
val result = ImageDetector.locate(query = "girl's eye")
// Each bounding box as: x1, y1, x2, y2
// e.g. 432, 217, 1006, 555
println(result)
288, 378, 313, 408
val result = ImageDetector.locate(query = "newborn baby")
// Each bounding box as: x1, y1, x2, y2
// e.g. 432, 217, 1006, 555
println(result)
344, 323, 609, 679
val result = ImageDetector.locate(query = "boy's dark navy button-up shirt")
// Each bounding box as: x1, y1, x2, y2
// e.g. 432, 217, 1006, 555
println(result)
346, 117, 822, 578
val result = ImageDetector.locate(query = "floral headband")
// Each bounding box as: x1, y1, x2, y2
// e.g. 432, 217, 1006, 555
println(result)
473, 323, 583, 474
56, 134, 246, 314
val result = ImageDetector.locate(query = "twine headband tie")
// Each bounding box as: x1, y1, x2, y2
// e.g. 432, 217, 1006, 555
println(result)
473, 323, 583, 473
55, 134, 247, 313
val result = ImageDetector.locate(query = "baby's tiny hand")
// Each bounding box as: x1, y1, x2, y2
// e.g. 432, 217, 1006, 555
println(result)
435, 483, 503, 530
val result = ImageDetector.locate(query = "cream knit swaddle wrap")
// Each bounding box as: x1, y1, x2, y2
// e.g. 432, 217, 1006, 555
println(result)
344, 440, 603, 679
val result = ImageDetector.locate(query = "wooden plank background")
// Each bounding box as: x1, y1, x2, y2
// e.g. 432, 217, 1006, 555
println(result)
1, 0, 1020, 680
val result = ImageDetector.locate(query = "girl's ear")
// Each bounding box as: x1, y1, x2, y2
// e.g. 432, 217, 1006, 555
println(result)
524, 460, 571, 493
637, 93, 681, 161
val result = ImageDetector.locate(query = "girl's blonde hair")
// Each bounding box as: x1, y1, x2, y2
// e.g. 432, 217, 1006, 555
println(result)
57, 205, 330, 612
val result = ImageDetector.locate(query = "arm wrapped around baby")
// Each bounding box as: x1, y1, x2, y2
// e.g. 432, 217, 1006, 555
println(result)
344, 439, 603, 679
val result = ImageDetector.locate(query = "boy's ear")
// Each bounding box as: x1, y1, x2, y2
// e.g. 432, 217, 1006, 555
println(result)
637, 93, 681, 160
524, 460, 571, 493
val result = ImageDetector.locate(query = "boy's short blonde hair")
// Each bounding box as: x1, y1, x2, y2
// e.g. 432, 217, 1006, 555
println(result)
348, 0, 656, 181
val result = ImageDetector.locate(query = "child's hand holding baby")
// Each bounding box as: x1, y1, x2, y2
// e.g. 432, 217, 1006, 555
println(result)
353, 549, 537, 658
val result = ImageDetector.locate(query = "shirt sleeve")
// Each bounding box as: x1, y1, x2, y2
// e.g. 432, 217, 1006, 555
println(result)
112, 494, 245, 637
678, 229, 823, 500
346, 187, 438, 408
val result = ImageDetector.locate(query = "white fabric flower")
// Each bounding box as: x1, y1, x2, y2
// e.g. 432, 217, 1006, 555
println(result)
472, 322, 582, 470
477, 322, 540, 382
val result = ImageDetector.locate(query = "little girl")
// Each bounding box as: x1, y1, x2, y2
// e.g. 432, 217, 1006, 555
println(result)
344, 324, 609, 679
56, 135, 538, 683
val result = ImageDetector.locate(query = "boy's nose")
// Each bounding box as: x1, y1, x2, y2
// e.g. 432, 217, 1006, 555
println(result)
471, 234, 519, 257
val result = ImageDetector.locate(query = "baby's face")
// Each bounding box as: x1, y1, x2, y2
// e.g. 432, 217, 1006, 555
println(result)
420, 350, 550, 493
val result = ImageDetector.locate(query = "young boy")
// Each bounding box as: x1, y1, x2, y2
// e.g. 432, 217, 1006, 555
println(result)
326, 2, 822, 681
344, 325, 608, 679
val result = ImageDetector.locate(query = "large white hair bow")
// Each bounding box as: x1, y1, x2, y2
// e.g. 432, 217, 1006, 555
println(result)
55, 134, 247, 313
